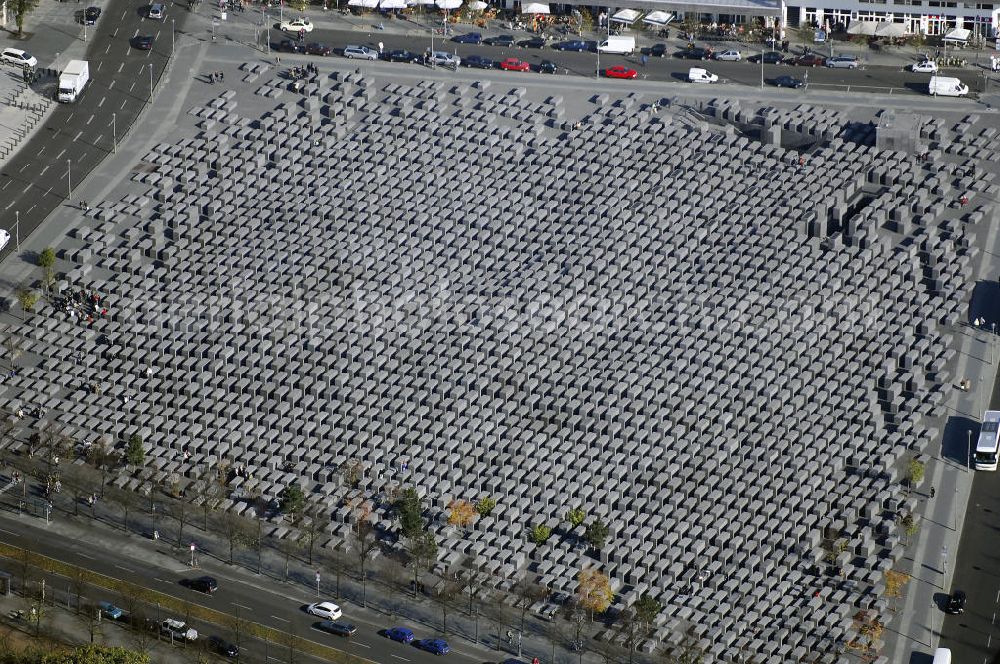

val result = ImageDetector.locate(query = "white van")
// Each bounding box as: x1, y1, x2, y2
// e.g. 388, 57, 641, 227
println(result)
932, 647, 951, 664
929, 75, 968, 96
597, 35, 635, 54
58, 60, 89, 103
688, 67, 718, 83
0, 229, 10, 252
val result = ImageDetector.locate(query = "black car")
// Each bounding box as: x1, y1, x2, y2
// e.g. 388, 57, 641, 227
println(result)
645, 42, 667, 57
133, 34, 154, 50
305, 42, 331, 56
184, 576, 218, 594
675, 47, 710, 60
317, 620, 358, 636
752, 50, 784, 64
772, 75, 804, 88
945, 590, 966, 614
517, 36, 545, 49
451, 31, 482, 44
275, 39, 305, 53
462, 54, 494, 69
483, 34, 515, 47
553, 39, 589, 51
83, 6, 101, 24
537, 60, 557, 74
208, 636, 239, 658
384, 49, 420, 63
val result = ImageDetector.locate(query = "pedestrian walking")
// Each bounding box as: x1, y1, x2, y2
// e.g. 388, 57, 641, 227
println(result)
994, 54, 999, 72
930, 486, 936, 498
640, 53, 648, 67
378, 40, 384, 55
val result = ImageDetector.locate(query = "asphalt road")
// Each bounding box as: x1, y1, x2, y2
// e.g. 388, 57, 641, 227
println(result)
0, 0, 176, 257
269, 25, 973, 96
939, 360, 1000, 664
0, 508, 500, 664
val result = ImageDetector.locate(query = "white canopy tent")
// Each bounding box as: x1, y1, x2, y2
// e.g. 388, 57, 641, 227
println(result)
642, 10, 673, 25
846, 20, 877, 35
348, 0, 379, 7
944, 27, 970, 42
436, 0, 461, 7
610, 8, 640, 23
469, 1, 488, 9
874, 22, 906, 37
522, 2, 550, 12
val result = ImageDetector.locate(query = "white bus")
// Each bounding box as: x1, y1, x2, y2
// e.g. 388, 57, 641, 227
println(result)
974, 410, 1000, 471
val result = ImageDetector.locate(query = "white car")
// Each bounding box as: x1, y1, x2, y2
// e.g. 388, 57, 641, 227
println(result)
279, 17, 313, 33
306, 601, 343, 620
714, 49, 741, 62
161, 618, 198, 641
0, 230, 9, 252
429, 51, 460, 68
825, 55, 859, 69
688, 66, 718, 83
343, 45, 378, 60
913, 59, 938, 73
1, 48, 38, 69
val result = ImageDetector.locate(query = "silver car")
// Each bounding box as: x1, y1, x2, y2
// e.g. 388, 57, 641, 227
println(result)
429, 51, 460, 68
825, 55, 859, 69
714, 49, 741, 61
343, 45, 378, 60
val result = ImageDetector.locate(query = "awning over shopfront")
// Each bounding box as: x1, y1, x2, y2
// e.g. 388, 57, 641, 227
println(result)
522, 2, 550, 13
847, 20, 877, 35
555, 0, 779, 18
611, 8, 641, 22
642, 10, 674, 24
875, 22, 906, 37
944, 27, 970, 41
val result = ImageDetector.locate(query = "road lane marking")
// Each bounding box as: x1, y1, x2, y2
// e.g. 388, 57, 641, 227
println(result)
66, 113, 74, 122
37, 146, 45, 154
129, 82, 136, 92
114, 565, 135, 573
38, 165, 48, 177
117, 62, 124, 73
55, 149, 65, 159
389, 656, 409, 661
0, 527, 19, 537
153, 577, 170, 583
232, 603, 252, 610
86, 114, 94, 125
72, 550, 95, 560
120, 100, 127, 110
104, 44, 111, 54
73, 131, 83, 142
94, 134, 103, 145
354, 641, 371, 648
98, 96, 105, 107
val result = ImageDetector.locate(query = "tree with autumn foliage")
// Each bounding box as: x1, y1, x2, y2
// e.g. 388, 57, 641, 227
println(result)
884, 569, 910, 613
577, 567, 614, 619
447, 499, 478, 529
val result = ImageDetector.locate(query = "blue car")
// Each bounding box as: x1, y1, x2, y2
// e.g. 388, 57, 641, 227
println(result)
553, 40, 590, 51
452, 32, 481, 44
385, 627, 414, 643
414, 638, 450, 655
98, 601, 123, 620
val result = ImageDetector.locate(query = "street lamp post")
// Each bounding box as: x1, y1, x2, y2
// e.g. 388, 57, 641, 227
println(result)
968, 429, 972, 471
66, 159, 72, 200
148, 63, 153, 101
14, 211, 19, 252
112, 113, 116, 153
171, 19, 175, 54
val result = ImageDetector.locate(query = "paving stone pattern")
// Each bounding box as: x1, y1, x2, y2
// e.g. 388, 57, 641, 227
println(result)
3, 66, 994, 661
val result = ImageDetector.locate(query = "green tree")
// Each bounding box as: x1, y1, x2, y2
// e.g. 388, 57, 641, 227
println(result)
16, 287, 38, 316
37, 248, 56, 294
8, 0, 40, 38
905, 458, 925, 489
585, 518, 609, 551
279, 483, 305, 516
124, 434, 144, 467
529, 523, 552, 545
566, 506, 586, 529
395, 487, 424, 538
634, 592, 661, 629
407, 531, 438, 598
475, 496, 496, 518
898, 513, 920, 545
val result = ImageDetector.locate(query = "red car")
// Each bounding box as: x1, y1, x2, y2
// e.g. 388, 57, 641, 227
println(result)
605, 65, 637, 79
499, 57, 530, 72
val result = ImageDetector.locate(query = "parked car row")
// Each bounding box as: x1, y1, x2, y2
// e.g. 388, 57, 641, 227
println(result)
384, 627, 451, 655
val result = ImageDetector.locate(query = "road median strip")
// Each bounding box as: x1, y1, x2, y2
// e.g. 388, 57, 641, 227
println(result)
0, 541, 376, 664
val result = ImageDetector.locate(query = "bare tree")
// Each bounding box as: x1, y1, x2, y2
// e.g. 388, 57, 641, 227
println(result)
351, 502, 379, 607
194, 468, 223, 532
222, 512, 254, 565
432, 579, 463, 635
481, 593, 514, 652
513, 576, 549, 633
86, 439, 115, 498
68, 565, 88, 614
278, 535, 302, 582
379, 556, 407, 617
110, 487, 137, 533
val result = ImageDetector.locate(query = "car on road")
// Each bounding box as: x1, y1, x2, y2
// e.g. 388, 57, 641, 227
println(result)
305, 42, 331, 56
772, 74, 804, 88
97, 601, 123, 620
83, 6, 101, 24
132, 35, 154, 50
306, 601, 343, 620
385, 626, 415, 643
147, 2, 165, 19
714, 49, 741, 61
182, 576, 218, 594
793, 53, 825, 67
462, 54, 494, 69
208, 636, 239, 658
553, 40, 589, 51
385, 49, 421, 63
429, 51, 460, 68
275, 39, 305, 53
826, 55, 859, 68
517, 36, 546, 49
483, 34, 515, 47
645, 42, 667, 57
537, 60, 557, 74
161, 618, 198, 641
343, 45, 378, 60
452, 32, 482, 44
675, 47, 711, 60
604, 65, 637, 79
1, 48, 38, 68
945, 590, 966, 614
499, 57, 530, 71
913, 59, 938, 73
279, 17, 313, 33
317, 620, 358, 636
751, 50, 784, 64
414, 638, 450, 655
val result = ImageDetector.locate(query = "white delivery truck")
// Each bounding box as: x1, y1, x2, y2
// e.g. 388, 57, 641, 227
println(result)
688, 67, 719, 83
597, 35, 635, 54
928, 75, 968, 97
58, 60, 89, 102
